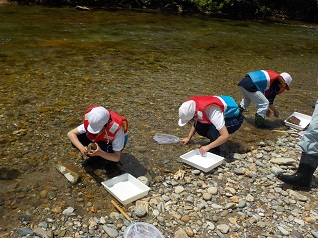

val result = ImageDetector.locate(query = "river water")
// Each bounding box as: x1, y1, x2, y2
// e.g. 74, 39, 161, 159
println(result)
0, 4, 318, 230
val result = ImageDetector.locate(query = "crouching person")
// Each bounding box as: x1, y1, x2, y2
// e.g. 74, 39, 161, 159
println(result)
178, 95, 243, 155
67, 105, 128, 174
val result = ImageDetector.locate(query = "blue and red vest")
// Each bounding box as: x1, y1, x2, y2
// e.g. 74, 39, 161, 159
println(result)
187, 95, 239, 124
247, 70, 286, 97
83, 106, 128, 143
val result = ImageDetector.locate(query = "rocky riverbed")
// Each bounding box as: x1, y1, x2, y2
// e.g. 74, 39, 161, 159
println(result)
5, 128, 318, 238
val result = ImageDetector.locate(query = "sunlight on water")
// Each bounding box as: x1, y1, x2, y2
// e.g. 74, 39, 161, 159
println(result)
0, 4, 318, 174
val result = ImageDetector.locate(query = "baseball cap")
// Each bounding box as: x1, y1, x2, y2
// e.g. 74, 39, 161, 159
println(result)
280, 72, 292, 90
178, 100, 196, 127
86, 106, 110, 134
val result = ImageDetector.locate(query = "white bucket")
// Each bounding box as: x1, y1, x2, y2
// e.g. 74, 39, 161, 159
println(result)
124, 222, 165, 238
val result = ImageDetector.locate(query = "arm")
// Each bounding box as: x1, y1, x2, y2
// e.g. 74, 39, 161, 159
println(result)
199, 125, 230, 155
181, 124, 196, 144
268, 104, 279, 117
87, 127, 124, 162
67, 128, 88, 155
266, 80, 281, 117
88, 146, 121, 162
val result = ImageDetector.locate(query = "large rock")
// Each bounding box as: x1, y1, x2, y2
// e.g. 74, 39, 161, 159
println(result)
270, 158, 296, 165
55, 162, 81, 184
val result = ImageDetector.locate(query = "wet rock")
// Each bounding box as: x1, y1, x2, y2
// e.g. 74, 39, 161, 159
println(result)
55, 162, 81, 184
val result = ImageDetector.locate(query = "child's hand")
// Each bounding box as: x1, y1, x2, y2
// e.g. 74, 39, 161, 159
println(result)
181, 137, 190, 144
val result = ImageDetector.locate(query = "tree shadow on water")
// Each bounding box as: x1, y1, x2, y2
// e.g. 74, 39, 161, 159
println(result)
0, 168, 21, 180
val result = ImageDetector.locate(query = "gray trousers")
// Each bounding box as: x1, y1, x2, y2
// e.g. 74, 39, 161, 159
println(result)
299, 99, 318, 155
239, 87, 269, 118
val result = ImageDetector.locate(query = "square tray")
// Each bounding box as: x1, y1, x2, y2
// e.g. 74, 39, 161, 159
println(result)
180, 149, 224, 172
101, 173, 150, 205
284, 112, 312, 130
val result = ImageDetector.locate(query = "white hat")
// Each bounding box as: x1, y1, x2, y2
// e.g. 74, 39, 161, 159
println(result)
280, 72, 292, 90
178, 100, 196, 127
86, 106, 110, 134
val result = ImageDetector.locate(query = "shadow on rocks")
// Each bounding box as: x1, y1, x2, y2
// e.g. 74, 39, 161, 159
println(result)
82, 153, 149, 184
243, 116, 286, 130
0, 168, 21, 180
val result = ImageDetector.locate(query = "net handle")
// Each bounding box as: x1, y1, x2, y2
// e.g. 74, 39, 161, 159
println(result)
111, 200, 131, 221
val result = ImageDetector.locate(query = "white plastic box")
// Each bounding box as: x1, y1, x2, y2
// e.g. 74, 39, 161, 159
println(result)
101, 173, 150, 205
180, 149, 224, 172
284, 112, 312, 130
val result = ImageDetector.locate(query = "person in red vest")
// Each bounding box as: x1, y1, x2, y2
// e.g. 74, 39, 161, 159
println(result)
178, 95, 243, 155
238, 70, 292, 128
67, 105, 128, 174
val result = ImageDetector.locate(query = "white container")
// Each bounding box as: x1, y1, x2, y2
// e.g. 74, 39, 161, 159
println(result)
101, 173, 150, 205
124, 222, 165, 238
284, 112, 312, 130
180, 149, 224, 172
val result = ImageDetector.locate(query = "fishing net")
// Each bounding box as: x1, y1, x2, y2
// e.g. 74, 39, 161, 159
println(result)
153, 133, 180, 144
124, 222, 165, 238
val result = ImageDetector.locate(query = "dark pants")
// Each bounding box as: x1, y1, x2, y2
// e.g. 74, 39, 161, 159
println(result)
77, 134, 114, 153
76, 134, 117, 168
195, 113, 243, 143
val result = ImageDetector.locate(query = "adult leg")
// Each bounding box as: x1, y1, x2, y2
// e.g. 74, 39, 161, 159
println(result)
278, 100, 318, 188
277, 152, 318, 188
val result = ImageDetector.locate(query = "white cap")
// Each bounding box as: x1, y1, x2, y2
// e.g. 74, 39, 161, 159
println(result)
86, 106, 110, 134
178, 100, 196, 127
280, 72, 292, 90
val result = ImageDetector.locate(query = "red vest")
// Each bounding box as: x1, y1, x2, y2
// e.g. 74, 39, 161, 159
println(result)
187, 96, 225, 124
264, 70, 286, 97
83, 106, 128, 143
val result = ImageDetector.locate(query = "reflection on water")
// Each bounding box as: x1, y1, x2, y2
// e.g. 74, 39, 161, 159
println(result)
0, 5, 318, 175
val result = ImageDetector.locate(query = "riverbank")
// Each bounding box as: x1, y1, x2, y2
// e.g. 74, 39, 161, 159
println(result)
1, 129, 318, 237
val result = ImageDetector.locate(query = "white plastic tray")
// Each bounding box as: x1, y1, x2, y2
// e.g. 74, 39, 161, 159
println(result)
284, 112, 312, 130
180, 149, 224, 172
101, 173, 150, 205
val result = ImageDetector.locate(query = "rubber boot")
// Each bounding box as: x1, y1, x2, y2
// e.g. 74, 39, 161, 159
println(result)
277, 152, 318, 188
255, 114, 270, 129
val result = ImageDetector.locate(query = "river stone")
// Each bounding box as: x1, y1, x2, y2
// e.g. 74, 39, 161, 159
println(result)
18, 227, 34, 236
203, 192, 212, 200
278, 226, 289, 235
55, 162, 81, 184
34, 227, 52, 238
174, 227, 189, 238
185, 227, 194, 237
207, 187, 218, 195
270, 158, 296, 165
288, 190, 308, 201
291, 229, 304, 238
134, 205, 147, 217
217, 224, 230, 234
102, 225, 119, 237
62, 207, 75, 216
175, 185, 185, 194
137, 176, 149, 186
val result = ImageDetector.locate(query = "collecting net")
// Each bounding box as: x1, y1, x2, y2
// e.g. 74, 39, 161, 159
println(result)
124, 222, 164, 238
153, 133, 180, 144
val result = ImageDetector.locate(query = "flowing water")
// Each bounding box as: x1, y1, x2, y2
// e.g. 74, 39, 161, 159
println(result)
0, 4, 318, 231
